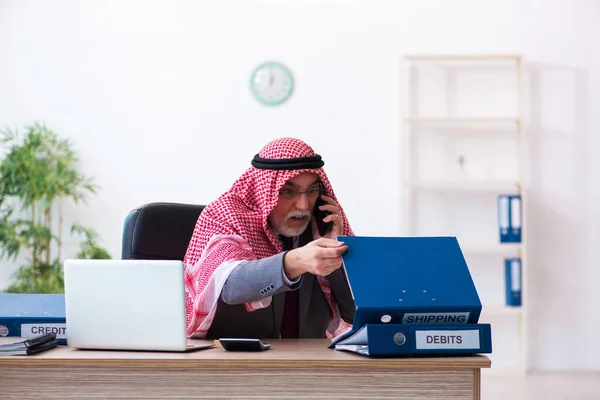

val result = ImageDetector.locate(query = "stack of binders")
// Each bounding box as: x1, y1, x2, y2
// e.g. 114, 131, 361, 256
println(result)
330, 236, 492, 357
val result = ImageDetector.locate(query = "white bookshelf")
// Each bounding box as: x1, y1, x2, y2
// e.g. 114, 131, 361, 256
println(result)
400, 54, 527, 372
461, 243, 522, 256
403, 179, 521, 191
482, 304, 523, 316
404, 117, 520, 126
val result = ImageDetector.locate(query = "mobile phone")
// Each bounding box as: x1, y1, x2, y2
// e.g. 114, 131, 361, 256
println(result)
218, 338, 271, 352
314, 196, 333, 236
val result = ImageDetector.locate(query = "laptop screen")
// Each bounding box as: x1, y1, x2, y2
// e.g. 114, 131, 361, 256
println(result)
63, 259, 188, 351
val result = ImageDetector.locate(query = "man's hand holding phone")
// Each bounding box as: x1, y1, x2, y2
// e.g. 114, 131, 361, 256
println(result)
312, 194, 344, 240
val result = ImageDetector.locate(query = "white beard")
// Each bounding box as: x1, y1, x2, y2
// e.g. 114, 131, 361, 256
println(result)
273, 210, 311, 237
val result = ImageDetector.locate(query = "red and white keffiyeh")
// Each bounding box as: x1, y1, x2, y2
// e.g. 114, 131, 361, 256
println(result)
183, 137, 354, 339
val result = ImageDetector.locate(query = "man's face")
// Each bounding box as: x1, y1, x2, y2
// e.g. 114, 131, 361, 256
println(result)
268, 172, 321, 237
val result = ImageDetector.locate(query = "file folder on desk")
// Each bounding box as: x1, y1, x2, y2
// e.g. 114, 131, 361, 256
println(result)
0, 293, 67, 345
333, 323, 492, 357
330, 236, 492, 357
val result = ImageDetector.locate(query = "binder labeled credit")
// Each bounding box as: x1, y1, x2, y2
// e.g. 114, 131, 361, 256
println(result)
0, 293, 67, 345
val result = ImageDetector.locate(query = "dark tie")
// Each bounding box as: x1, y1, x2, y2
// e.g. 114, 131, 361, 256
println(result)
280, 236, 299, 339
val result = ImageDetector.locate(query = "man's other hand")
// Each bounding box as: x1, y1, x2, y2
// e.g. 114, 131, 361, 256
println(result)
283, 238, 348, 280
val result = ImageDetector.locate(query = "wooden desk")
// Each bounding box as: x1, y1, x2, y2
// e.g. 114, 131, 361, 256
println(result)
0, 338, 490, 399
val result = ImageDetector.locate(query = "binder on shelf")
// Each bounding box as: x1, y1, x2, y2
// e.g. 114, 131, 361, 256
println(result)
510, 195, 522, 242
0, 293, 67, 345
504, 258, 522, 307
498, 194, 522, 243
330, 236, 492, 357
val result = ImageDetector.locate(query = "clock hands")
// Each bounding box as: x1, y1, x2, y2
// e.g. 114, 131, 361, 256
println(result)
268, 68, 274, 87
250, 62, 293, 105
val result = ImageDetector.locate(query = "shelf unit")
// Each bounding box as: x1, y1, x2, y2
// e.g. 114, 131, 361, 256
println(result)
400, 54, 527, 372
403, 117, 520, 126
403, 180, 520, 191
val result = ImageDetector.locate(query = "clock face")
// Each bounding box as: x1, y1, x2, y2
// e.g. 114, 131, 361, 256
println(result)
249, 61, 294, 106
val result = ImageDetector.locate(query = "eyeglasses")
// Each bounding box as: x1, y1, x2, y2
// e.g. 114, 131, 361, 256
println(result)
278, 186, 321, 200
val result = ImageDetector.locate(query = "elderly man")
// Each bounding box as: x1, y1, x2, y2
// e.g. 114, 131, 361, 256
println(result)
183, 137, 355, 339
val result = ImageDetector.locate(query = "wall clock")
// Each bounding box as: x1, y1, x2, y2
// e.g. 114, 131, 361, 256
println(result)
249, 61, 294, 106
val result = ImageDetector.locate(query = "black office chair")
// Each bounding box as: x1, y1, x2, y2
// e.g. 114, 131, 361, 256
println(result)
121, 202, 205, 261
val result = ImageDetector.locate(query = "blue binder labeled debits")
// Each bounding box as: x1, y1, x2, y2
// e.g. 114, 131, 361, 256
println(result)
334, 323, 492, 357
0, 293, 67, 345
505, 258, 522, 307
330, 236, 492, 357
498, 194, 522, 243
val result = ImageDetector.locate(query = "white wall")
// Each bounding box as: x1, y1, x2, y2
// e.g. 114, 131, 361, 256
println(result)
0, 0, 598, 371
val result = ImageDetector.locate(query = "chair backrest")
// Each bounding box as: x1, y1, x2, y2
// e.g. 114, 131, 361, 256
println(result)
121, 202, 205, 261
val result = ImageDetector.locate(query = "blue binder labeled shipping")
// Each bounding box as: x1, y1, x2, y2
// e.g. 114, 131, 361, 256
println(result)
505, 258, 522, 307
498, 194, 522, 243
330, 236, 492, 357
0, 293, 66, 345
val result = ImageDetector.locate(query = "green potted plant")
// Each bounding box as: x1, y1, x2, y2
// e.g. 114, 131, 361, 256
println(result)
0, 122, 110, 293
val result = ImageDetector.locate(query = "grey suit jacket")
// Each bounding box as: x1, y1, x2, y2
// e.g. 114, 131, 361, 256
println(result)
204, 232, 355, 339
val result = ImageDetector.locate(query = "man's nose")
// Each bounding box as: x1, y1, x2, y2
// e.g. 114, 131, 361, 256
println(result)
294, 193, 310, 211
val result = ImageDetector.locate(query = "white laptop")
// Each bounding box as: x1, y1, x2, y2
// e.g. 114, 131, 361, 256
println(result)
63, 259, 214, 352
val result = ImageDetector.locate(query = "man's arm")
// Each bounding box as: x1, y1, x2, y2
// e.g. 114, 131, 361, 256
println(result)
221, 252, 302, 305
